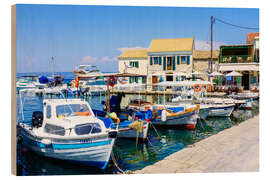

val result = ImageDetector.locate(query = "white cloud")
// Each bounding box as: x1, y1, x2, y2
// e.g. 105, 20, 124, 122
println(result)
100, 56, 118, 62
80, 56, 118, 65
117, 46, 146, 52
80, 56, 98, 64
195, 40, 226, 51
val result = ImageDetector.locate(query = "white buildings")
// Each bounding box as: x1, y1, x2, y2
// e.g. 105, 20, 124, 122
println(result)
118, 38, 195, 90
118, 49, 148, 84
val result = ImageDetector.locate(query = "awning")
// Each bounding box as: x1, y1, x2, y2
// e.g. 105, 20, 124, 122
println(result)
219, 64, 259, 71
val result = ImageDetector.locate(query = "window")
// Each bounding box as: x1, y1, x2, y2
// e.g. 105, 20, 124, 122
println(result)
181, 56, 186, 64
75, 123, 102, 135
142, 77, 146, 84
129, 61, 139, 68
56, 104, 91, 118
46, 105, 51, 119
154, 57, 159, 64
166, 75, 173, 81
45, 123, 65, 136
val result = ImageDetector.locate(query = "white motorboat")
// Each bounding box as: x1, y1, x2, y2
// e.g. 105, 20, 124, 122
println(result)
228, 92, 259, 100
73, 65, 101, 75
16, 75, 46, 91
207, 103, 235, 117
17, 92, 117, 169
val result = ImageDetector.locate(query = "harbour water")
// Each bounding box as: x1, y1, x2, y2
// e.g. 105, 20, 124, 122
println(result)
16, 72, 259, 175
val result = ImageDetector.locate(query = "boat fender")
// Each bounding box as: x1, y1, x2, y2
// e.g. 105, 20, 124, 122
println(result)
161, 110, 167, 122
75, 76, 79, 88
41, 138, 52, 145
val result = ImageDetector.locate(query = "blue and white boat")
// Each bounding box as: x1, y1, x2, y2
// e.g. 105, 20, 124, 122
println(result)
125, 99, 199, 130
93, 109, 149, 141
16, 75, 46, 92
17, 94, 117, 170
207, 103, 235, 117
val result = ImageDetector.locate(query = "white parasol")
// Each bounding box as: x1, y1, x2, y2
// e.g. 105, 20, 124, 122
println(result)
225, 71, 242, 77
209, 71, 224, 76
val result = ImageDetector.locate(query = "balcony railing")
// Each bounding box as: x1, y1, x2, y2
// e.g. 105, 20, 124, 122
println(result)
219, 55, 258, 63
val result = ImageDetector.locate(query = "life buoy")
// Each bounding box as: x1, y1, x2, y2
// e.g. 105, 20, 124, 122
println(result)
206, 84, 213, 92
194, 84, 202, 92
117, 77, 127, 84
108, 77, 116, 87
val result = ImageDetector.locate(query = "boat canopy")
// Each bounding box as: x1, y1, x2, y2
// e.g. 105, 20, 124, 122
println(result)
156, 80, 213, 87
219, 64, 259, 71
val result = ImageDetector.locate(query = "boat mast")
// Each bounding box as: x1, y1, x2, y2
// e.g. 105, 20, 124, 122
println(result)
51, 56, 55, 77
210, 16, 213, 73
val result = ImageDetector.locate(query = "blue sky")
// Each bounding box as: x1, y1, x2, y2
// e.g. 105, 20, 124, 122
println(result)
16, 4, 259, 73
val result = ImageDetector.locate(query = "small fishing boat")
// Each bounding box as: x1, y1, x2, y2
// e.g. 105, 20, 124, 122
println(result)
207, 103, 235, 117
228, 92, 259, 100
197, 104, 212, 120
125, 99, 199, 130
93, 109, 149, 141
17, 91, 117, 169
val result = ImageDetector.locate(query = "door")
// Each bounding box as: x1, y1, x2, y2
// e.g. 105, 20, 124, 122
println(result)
242, 71, 250, 90
167, 57, 172, 70
152, 76, 158, 90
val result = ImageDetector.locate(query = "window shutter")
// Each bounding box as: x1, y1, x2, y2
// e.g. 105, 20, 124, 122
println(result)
150, 57, 153, 65
177, 56, 180, 65
187, 56, 190, 65
159, 57, 162, 65
142, 77, 145, 84
172, 56, 176, 70
135, 61, 139, 68
135, 77, 138, 83
129, 77, 132, 83
163, 56, 166, 70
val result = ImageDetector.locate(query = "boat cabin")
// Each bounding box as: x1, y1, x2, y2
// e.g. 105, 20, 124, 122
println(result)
30, 99, 107, 137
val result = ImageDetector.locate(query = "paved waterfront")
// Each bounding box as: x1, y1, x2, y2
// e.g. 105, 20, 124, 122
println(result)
135, 115, 259, 173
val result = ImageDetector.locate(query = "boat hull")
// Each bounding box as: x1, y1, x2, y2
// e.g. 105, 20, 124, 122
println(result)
117, 122, 149, 141
208, 105, 235, 117
151, 110, 198, 130
199, 107, 211, 120
19, 127, 114, 170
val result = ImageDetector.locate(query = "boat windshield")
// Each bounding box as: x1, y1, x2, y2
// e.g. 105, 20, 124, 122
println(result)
56, 104, 92, 118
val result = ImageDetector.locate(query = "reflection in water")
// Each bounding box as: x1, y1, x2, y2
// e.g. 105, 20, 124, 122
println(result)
17, 93, 259, 175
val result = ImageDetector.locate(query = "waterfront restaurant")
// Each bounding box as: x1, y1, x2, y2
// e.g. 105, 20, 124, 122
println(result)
147, 38, 194, 90
218, 43, 259, 91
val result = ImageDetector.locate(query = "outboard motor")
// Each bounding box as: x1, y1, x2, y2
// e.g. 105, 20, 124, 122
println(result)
32, 111, 43, 128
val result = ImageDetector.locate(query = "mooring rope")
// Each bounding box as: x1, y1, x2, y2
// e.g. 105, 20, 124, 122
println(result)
198, 117, 205, 130
149, 121, 161, 139
110, 150, 125, 174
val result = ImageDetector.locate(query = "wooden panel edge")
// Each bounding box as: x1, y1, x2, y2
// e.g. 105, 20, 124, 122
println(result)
11, 4, 17, 176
